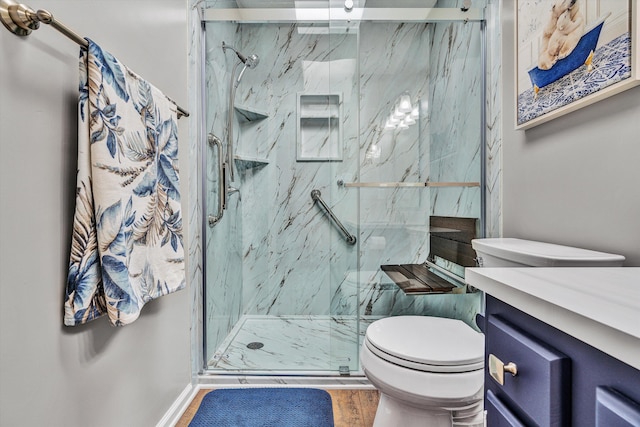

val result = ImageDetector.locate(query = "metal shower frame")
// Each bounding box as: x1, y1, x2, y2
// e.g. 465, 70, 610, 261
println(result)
199, 5, 488, 375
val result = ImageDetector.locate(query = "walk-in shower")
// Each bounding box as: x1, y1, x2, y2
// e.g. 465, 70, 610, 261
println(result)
202, 1, 487, 375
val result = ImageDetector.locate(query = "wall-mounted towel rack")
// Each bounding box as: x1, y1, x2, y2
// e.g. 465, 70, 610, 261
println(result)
0, 0, 189, 118
336, 179, 480, 188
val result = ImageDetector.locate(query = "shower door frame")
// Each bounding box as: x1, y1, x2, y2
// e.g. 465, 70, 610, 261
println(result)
199, 6, 488, 376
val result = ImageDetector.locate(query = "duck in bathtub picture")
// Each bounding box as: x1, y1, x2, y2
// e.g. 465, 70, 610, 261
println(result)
517, 0, 632, 127
528, 0, 609, 99
538, 0, 585, 70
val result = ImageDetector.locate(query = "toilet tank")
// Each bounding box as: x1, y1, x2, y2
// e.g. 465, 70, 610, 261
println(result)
471, 238, 625, 267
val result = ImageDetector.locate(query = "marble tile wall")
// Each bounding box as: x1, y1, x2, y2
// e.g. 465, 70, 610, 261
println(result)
486, 0, 503, 239
238, 24, 358, 320
357, 21, 431, 269
428, 18, 483, 221
354, 15, 486, 328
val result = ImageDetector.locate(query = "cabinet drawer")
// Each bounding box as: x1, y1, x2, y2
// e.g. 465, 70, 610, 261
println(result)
487, 315, 570, 426
596, 387, 640, 426
486, 390, 527, 427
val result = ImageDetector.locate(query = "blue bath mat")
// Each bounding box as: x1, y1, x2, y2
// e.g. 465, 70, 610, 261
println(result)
188, 388, 334, 427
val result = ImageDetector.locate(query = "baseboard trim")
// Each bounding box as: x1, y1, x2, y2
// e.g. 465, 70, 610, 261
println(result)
197, 374, 374, 389
156, 383, 198, 427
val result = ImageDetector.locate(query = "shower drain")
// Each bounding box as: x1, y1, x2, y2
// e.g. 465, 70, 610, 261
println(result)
247, 342, 264, 350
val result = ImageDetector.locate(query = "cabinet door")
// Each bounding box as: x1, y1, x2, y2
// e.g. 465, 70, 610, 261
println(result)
487, 315, 571, 426
486, 390, 527, 427
596, 387, 640, 427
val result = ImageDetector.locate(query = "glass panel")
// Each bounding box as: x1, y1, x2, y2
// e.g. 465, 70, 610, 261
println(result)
203, 13, 361, 373
354, 21, 432, 372
355, 18, 483, 350
326, 17, 360, 373
203, 20, 244, 368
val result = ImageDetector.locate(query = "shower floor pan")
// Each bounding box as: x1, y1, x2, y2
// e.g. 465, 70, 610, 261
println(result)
207, 315, 379, 374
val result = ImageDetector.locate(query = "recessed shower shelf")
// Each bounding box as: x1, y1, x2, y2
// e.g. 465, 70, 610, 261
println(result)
297, 93, 343, 161
234, 104, 269, 122
234, 155, 269, 172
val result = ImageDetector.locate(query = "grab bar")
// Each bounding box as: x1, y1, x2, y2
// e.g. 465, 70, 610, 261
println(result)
208, 133, 226, 227
311, 190, 357, 245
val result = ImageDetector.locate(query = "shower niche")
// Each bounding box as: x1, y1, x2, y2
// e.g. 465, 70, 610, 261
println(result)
296, 93, 343, 161
234, 104, 270, 171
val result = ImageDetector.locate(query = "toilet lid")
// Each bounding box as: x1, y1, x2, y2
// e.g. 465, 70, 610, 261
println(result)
365, 316, 484, 373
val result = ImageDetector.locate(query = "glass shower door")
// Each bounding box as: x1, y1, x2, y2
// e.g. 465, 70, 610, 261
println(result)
353, 15, 485, 348
203, 14, 361, 374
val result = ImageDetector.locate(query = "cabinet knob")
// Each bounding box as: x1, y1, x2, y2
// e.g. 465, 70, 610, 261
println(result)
504, 361, 518, 376
489, 353, 518, 385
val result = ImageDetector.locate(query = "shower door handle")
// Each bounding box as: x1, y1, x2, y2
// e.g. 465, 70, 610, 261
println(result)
208, 133, 226, 227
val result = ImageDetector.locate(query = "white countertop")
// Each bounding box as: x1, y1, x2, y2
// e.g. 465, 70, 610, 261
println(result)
466, 267, 640, 370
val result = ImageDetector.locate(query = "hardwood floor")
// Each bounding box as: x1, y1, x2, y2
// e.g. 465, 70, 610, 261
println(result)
175, 389, 209, 427
175, 388, 379, 427
326, 389, 379, 427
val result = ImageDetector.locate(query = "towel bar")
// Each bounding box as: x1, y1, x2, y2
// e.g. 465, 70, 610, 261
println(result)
0, 0, 190, 118
336, 180, 480, 188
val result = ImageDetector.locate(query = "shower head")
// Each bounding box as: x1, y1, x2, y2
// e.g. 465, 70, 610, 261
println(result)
244, 53, 260, 69
222, 41, 260, 69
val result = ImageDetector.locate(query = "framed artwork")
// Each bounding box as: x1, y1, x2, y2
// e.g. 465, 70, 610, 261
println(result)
515, 0, 640, 129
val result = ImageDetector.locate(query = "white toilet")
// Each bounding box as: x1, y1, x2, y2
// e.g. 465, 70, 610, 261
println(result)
472, 237, 625, 268
361, 238, 625, 427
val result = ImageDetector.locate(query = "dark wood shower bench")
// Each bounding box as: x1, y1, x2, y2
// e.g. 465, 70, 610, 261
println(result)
381, 216, 478, 294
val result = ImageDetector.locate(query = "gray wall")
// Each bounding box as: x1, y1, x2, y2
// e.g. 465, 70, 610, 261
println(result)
0, 1, 191, 426
501, 2, 640, 266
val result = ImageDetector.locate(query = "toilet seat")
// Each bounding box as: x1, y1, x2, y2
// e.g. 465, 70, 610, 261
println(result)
364, 316, 484, 373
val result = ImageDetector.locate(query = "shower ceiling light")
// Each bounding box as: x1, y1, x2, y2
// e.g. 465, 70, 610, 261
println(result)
385, 118, 397, 129
410, 105, 419, 119
384, 93, 419, 131
366, 143, 381, 159
398, 93, 412, 113
392, 106, 405, 120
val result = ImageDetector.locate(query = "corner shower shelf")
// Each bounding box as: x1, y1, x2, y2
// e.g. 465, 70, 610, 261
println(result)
234, 104, 269, 122
234, 155, 269, 172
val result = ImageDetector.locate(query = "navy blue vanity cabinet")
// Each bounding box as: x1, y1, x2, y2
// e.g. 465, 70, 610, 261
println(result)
481, 295, 640, 427
595, 387, 640, 426
485, 314, 571, 426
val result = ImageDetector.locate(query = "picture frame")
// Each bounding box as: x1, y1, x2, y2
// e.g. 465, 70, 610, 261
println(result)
515, 0, 640, 130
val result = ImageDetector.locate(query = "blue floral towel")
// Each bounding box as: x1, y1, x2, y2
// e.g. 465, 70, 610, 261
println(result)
64, 40, 185, 326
